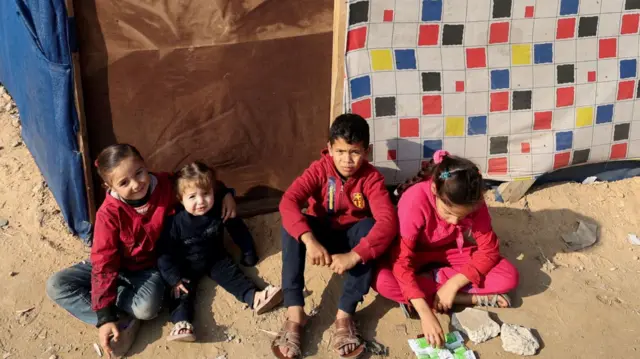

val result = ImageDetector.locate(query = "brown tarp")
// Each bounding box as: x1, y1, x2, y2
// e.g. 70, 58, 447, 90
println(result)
73, 0, 334, 209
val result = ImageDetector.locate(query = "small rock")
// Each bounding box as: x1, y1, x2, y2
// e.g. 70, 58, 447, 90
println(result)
542, 260, 557, 273
451, 308, 500, 344
609, 267, 617, 271
633, 256, 639, 261
9, 271, 17, 277
235, 337, 241, 344
516, 253, 524, 261
0, 218, 8, 228
11, 118, 20, 128
4, 102, 13, 113
48, 355, 57, 359
3, 352, 12, 359
501, 324, 540, 356
39, 329, 48, 339
12, 141, 21, 148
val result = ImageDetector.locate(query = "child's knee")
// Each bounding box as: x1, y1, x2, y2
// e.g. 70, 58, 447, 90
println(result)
45, 271, 66, 301
131, 296, 162, 321
498, 259, 520, 292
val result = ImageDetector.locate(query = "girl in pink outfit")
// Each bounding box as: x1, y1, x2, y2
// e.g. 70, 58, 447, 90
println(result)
373, 150, 519, 348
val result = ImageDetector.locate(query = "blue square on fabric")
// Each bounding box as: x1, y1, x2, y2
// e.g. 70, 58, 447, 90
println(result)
350, 76, 371, 100
534, 43, 553, 64
560, 0, 579, 15
423, 140, 443, 158
596, 104, 614, 124
491, 69, 510, 90
395, 49, 417, 70
422, 0, 443, 22
555, 131, 573, 151
620, 59, 637, 79
468, 116, 488, 135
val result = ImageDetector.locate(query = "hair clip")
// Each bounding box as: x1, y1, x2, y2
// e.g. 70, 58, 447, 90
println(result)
433, 150, 449, 164
439, 170, 451, 180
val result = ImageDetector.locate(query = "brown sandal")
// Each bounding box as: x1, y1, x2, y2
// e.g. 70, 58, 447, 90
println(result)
332, 318, 365, 358
271, 320, 303, 359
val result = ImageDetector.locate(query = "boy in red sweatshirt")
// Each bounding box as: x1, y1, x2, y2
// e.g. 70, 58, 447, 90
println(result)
272, 114, 397, 359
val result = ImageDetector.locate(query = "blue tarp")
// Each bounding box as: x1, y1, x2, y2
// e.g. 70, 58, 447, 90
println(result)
0, 0, 91, 241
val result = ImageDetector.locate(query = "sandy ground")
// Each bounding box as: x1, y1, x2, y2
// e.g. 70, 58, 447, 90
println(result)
1, 90, 640, 359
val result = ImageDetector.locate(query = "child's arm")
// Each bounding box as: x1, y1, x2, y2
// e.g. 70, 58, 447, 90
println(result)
90, 214, 122, 327
458, 203, 501, 286
391, 189, 429, 301
351, 172, 398, 263
279, 162, 323, 240
156, 217, 182, 287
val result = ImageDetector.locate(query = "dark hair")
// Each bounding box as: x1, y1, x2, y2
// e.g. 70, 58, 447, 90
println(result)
95, 144, 144, 184
396, 153, 485, 207
175, 161, 216, 198
329, 113, 370, 146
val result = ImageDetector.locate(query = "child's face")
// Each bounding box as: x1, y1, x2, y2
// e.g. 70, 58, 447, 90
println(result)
106, 156, 150, 201
327, 138, 369, 178
181, 184, 214, 216
432, 183, 475, 225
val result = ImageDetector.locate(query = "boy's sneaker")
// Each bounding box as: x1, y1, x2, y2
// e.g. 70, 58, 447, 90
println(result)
110, 317, 140, 358
240, 252, 259, 267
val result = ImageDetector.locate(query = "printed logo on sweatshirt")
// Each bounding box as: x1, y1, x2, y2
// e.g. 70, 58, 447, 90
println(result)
327, 176, 337, 214
351, 192, 365, 209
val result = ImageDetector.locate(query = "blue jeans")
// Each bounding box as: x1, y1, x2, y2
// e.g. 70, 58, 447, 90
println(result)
281, 216, 375, 314
45, 261, 165, 326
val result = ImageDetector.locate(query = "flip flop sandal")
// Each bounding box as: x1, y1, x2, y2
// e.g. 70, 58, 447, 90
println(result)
167, 321, 196, 342
109, 317, 140, 358
399, 303, 419, 319
254, 285, 283, 315
271, 320, 303, 359
332, 318, 365, 358
475, 293, 512, 308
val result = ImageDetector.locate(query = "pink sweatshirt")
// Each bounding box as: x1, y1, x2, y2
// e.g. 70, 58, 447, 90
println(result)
390, 180, 501, 301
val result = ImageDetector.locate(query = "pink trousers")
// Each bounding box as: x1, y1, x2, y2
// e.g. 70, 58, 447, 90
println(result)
372, 249, 519, 305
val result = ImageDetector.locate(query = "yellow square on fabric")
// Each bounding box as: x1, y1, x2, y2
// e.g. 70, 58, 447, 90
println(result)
512, 44, 532, 65
370, 49, 393, 71
576, 107, 594, 127
445, 117, 465, 136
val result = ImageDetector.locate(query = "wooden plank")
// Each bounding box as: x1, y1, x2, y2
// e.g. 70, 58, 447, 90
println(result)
330, 0, 347, 124
497, 179, 536, 203
65, 0, 97, 223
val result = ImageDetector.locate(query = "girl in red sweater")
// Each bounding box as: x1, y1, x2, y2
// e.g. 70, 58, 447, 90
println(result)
46, 144, 174, 358
373, 150, 519, 348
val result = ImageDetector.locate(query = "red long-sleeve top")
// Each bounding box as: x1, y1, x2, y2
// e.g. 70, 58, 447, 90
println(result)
90, 172, 175, 317
279, 150, 397, 263
391, 180, 500, 301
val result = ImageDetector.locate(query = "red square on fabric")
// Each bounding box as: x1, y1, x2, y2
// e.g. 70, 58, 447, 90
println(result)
525, 6, 535, 18
489, 22, 510, 44
347, 27, 367, 52
554, 152, 571, 169
556, 18, 577, 39
521, 142, 531, 154
621, 14, 640, 34
610, 143, 628, 159
587, 71, 596, 82
399, 118, 420, 137
466, 48, 487, 68
383, 10, 394, 22
617, 80, 636, 100
599, 38, 617, 59
387, 150, 397, 161
351, 98, 372, 119
488, 157, 508, 175
534, 111, 553, 130
556, 87, 575, 107
422, 95, 443, 115
490, 91, 509, 112
419, 24, 440, 46
456, 81, 465, 92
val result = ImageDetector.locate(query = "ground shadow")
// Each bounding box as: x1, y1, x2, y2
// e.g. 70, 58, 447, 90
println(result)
127, 313, 165, 356
193, 280, 230, 343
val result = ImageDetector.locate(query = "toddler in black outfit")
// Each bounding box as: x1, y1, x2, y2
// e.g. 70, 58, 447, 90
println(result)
158, 161, 282, 342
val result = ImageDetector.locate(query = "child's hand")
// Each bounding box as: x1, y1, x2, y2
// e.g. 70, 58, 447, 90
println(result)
221, 193, 237, 222
301, 232, 332, 266
173, 279, 190, 298
419, 310, 445, 348
433, 281, 458, 313
329, 251, 361, 275
98, 321, 119, 358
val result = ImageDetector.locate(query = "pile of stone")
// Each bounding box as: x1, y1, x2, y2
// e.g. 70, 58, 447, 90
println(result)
452, 308, 540, 356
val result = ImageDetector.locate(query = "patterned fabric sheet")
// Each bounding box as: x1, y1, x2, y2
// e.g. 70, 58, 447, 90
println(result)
344, 0, 640, 184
